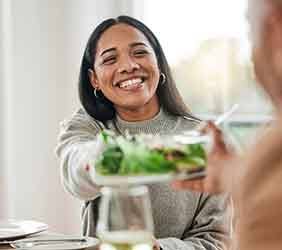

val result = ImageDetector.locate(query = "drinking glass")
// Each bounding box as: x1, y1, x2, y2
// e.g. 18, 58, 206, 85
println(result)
97, 185, 154, 250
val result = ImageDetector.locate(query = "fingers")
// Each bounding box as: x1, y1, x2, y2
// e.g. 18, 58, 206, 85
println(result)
201, 121, 228, 154
201, 121, 222, 139
152, 236, 160, 250
153, 245, 160, 250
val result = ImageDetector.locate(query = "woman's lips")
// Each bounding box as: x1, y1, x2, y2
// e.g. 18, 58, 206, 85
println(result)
119, 77, 143, 88
115, 77, 145, 91
117, 81, 144, 91
114, 76, 146, 86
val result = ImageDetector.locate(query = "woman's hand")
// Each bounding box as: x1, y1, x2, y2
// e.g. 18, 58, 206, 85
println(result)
152, 236, 161, 250
172, 121, 236, 194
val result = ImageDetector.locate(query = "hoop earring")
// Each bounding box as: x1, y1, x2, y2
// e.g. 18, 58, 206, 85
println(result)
160, 72, 166, 85
93, 88, 99, 98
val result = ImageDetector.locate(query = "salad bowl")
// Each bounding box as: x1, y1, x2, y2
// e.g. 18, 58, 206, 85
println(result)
89, 131, 208, 186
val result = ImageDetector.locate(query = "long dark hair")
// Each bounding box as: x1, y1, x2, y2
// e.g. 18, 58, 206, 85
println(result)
79, 15, 200, 122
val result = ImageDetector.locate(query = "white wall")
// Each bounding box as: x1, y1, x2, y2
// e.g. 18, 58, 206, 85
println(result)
0, 0, 137, 234
0, 0, 8, 219
0, 0, 13, 219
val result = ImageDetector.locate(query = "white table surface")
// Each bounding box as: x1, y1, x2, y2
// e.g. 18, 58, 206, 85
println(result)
0, 232, 98, 250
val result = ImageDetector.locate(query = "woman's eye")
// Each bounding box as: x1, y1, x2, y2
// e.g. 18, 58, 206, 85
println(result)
102, 57, 116, 65
134, 50, 148, 57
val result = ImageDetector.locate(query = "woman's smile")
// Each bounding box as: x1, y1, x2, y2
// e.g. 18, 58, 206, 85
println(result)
114, 75, 147, 90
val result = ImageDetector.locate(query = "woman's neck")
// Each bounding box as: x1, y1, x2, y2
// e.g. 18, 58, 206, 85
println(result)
115, 96, 160, 122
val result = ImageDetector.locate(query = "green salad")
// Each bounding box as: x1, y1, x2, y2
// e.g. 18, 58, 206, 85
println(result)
95, 131, 207, 176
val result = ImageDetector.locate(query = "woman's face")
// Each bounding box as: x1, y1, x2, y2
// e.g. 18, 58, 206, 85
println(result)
90, 23, 160, 111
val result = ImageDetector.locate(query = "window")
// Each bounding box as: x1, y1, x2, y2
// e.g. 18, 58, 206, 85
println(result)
137, 1, 273, 146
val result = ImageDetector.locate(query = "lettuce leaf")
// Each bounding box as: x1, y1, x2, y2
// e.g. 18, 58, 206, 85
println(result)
95, 131, 206, 175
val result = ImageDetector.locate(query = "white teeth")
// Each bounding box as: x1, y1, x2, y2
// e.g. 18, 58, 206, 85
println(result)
119, 78, 143, 88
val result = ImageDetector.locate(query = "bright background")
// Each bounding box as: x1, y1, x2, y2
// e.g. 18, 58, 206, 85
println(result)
0, 0, 272, 234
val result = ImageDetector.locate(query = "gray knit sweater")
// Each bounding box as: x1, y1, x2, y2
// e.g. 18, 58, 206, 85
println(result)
56, 108, 229, 250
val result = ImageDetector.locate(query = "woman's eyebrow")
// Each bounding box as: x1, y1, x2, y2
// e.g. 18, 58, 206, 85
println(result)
100, 47, 116, 56
100, 42, 148, 56
130, 42, 149, 48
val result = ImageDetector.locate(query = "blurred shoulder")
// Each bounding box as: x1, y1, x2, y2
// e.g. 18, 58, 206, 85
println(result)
59, 108, 105, 132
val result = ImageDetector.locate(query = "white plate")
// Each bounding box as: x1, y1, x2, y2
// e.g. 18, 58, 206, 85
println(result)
0, 220, 48, 241
10, 236, 99, 250
93, 170, 206, 186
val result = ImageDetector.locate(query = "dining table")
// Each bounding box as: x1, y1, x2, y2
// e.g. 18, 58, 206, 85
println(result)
0, 232, 99, 250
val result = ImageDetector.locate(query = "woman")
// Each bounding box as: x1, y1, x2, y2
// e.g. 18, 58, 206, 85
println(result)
56, 16, 229, 250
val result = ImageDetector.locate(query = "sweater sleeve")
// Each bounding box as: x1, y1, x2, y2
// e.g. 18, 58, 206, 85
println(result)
158, 194, 230, 250
55, 109, 104, 201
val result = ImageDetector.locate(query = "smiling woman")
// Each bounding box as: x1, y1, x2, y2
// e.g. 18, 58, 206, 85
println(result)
55, 15, 229, 250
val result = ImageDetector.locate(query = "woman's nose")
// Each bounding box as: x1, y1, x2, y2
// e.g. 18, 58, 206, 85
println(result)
117, 56, 140, 73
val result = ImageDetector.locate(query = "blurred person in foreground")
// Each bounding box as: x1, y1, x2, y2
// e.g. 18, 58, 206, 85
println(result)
173, 0, 282, 249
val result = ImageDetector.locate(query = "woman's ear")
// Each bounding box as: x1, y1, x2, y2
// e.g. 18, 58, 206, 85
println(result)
88, 69, 99, 89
